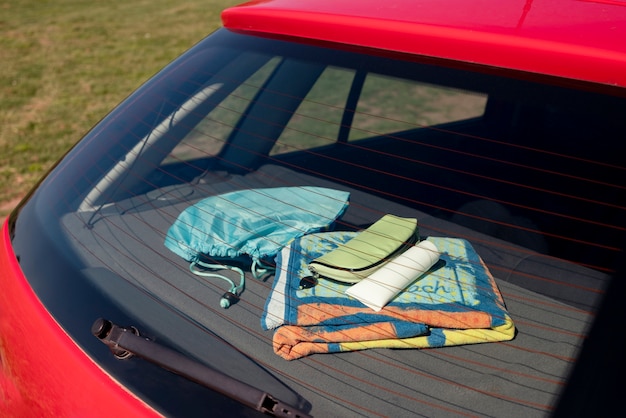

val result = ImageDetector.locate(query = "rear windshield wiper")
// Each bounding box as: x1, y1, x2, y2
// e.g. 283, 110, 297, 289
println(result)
92, 318, 312, 418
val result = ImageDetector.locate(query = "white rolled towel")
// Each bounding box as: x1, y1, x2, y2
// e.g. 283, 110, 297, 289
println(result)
345, 240, 440, 311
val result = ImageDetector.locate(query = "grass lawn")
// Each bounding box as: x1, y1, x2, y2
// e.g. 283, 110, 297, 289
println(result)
0, 0, 240, 216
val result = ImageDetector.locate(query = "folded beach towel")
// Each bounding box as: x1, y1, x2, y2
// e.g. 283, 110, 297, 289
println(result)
262, 232, 515, 360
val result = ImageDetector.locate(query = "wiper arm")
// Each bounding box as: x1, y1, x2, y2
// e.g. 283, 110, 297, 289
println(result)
92, 318, 312, 418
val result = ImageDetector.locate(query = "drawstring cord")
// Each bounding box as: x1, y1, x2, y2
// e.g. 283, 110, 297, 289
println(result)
190, 258, 275, 308
252, 258, 276, 280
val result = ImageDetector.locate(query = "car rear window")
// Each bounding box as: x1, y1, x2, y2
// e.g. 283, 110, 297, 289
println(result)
11, 28, 626, 417
272, 67, 487, 154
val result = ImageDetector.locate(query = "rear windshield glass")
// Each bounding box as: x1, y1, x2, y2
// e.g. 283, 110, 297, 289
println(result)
12, 28, 626, 417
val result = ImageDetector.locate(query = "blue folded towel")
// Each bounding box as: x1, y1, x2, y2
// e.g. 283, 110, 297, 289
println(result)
262, 232, 515, 360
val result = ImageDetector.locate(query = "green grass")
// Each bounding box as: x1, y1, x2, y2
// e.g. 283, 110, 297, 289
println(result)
0, 0, 240, 216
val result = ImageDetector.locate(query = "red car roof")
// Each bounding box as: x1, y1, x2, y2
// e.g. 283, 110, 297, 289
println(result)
222, 0, 626, 89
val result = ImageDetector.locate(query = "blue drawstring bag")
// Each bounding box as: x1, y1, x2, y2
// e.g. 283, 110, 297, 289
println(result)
165, 186, 350, 307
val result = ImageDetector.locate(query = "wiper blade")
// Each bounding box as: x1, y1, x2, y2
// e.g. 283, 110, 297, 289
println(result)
92, 318, 312, 418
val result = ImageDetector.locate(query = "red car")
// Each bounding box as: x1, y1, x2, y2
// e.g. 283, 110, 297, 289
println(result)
2, 0, 625, 416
